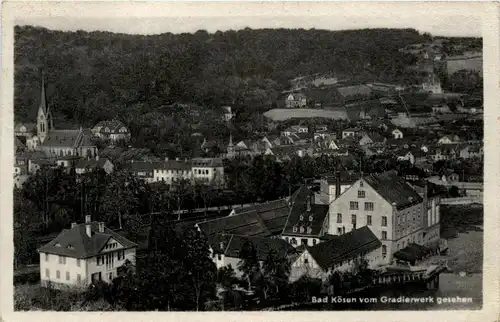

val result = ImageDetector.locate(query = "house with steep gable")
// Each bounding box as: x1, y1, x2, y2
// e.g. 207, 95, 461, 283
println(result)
38, 216, 137, 289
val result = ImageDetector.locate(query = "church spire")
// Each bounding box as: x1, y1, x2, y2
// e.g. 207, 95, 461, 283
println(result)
39, 69, 48, 115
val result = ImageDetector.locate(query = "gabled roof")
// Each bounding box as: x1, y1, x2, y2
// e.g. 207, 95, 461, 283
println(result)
220, 234, 297, 261
231, 199, 290, 234
306, 226, 381, 270
93, 120, 128, 134
42, 129, 81, 148
364, 132, 386, 143
75, 158, 112, 170
38, 222, 137, 258
281, 185, 329, 237
363, 172, 423, 210
191, 157, 223, 168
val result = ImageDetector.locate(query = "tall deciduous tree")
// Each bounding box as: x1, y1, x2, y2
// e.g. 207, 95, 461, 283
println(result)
237, 240, 261, 291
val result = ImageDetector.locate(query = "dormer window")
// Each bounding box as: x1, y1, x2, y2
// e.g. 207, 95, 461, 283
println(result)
309, 215, 313, 222
300, 227, 305, 233
55, 243, 61, 247
293, 226, 298, 233
66, 244, 74, 249
307, 227, 312, 234
299, 215, 304, 221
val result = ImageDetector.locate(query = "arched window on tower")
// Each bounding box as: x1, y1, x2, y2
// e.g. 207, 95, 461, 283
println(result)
382, 245, 387, 259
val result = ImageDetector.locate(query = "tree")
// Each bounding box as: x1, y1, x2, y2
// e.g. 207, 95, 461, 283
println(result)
261, 248, 291, 300
237, 240, 261, 291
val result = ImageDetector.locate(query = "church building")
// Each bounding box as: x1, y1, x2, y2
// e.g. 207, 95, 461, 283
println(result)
26, 73, 98, 158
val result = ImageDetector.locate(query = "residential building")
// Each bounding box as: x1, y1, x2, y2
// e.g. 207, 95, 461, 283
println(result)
152, 159, 192, 184
285, 93, 307, 108
75, 156, 114, 175
289, 226, 382, 282
124, 161, 157, 183
359, 133, 387, 146
395, 150, 416, 165
222, 106, 234, 122
281, 186, 330, 247
459, 145, 483, 159
208, 234, 297, 277
92, 119, 131, 143
327, 171, 428, 264
191, 158, 224, 186
342, 127, 363, 139
38, 216, 137, 290
391, 128, 404, 139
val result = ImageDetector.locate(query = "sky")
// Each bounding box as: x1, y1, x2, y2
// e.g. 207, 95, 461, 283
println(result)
16, 14, 482, 37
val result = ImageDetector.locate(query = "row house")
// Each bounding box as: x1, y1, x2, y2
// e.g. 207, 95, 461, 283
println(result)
327, 171, 439, 265
38, 216, 137, 289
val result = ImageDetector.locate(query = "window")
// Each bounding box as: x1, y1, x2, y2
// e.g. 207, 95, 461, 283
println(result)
359, 181, 364, 187
382, 231, 387, 240
45, 253, 49, 262
45, 268, 50, 278
291, 238, 297, 245
109, 272, 113, 281
299, 215, 304, 221
59, 256, 66, 265
367, 215, 372, 226
349, 201, 358, 210
304, 258, 309, 264
358, 190, 365, 198
337, 228, 342, 235
313, 239, 317, 246
382, 245, 387, 258
300, 227, 305, 233
293, 226, 298, 233
217, 254, 222, 260
77, 274, 81, 284
309, 216, 313, 222
382, 216, 388, 227
301, 239, 308, 246
285, 237, 289, 242
337, 213, 342, 223
91, 272, 102, 283
364, 202, 374, 211
351, 214, 356, 225
307, 227, 312, 234
66, 271, 70, 281
56, 270, 60, 279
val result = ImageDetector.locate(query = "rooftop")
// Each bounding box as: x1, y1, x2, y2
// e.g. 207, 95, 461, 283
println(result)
306, 226, 381, 270
38, 221, 137, 258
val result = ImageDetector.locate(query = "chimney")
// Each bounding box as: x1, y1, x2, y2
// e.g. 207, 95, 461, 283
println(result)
98, 222, 105, 233
306, 196, 311, 212
85, 215, 92, 237
335, 171, 341, 198
71, 222, 77, 228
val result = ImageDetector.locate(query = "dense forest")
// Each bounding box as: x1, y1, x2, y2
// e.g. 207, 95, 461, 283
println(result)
15, 26, 431, 125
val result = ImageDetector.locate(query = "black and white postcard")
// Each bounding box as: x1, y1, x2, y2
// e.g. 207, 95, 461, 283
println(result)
1, 2, 499, 321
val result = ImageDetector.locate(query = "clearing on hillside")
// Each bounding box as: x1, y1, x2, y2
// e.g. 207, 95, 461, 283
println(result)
263, 108, 349, 121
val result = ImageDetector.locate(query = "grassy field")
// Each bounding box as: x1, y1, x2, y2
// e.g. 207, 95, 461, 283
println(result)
263, 108, 349, 121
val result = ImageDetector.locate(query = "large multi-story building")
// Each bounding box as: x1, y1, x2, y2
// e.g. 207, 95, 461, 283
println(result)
327, 171, 439, 264
38, 216, 137, 290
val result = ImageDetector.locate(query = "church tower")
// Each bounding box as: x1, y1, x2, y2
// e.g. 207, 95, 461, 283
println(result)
37, 71, 53, 143
227, 133, 234, 158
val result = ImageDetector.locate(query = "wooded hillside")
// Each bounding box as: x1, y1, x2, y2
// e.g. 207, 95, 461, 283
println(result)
15, 26, 429, 125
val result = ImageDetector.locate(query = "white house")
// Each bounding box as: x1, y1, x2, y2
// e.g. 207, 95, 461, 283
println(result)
92, 120, 131, 143
285, 93, 307, 108
191, 158, 225, 186
392, 128, 404, 139
38, 216, 137, 290
153, 159, 193, 184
